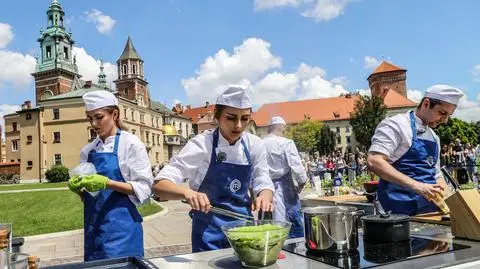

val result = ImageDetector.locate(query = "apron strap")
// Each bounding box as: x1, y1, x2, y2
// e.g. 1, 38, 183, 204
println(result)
113, 129, 121, 154
409, 111, 417, 141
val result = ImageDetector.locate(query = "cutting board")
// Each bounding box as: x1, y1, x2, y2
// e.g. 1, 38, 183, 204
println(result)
312, 194, 368, 203
411, 212, 451, 226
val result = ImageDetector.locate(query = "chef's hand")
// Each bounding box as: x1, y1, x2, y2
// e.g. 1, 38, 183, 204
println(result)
184, 189, 211, 213
68, 176, 82, 194
79, 174, 108, 192
252, 189, 273, 212
412, 182, 444, 201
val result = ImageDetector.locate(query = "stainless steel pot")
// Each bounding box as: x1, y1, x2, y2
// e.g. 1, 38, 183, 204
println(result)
302, 206, 364, 253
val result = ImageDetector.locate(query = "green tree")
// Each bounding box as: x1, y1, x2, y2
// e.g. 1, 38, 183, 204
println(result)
349, 95, 388, 151
435, 118, 478, 145
286, 120, 323, 154
317, 124, 336, 156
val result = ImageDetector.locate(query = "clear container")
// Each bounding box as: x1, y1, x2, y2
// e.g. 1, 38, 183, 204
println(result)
9, 253, 31, 269
221, 220, 291, 267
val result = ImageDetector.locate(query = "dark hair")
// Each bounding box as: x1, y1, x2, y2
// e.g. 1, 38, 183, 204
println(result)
102, 105, 127, 130
417, 97, 443, 109
214, 105, 226, 120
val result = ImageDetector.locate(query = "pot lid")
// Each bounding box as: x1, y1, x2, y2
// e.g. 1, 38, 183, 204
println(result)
361, 214, 410, 223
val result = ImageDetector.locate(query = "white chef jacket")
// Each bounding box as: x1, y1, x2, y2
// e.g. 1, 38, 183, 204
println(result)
156, 129, 275, 196
369, 111, 442, 180
262, 134, 308, 184
80, 130, 154, 205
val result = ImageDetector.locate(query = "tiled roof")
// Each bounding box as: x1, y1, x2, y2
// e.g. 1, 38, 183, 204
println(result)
252, 90, 416, 127
369, 61, 406, 78
178, 104, 216, 124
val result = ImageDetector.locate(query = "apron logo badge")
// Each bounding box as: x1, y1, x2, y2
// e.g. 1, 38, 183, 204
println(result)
217, 152, 227, 162
230, 179, 241, 193
426, 156, 435, 166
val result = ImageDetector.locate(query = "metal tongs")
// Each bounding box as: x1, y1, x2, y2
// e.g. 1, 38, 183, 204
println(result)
441, 166, 460, 192
182, 200, 254, 221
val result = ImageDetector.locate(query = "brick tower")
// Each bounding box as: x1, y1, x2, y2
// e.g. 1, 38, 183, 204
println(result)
368, 61, 407, 99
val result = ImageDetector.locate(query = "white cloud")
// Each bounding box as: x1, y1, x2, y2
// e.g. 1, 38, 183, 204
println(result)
296, 62, 326, 80
301, 0, 352, 22
181, 38, 282, 104
331, 76, 349, 87
254, 0, 355, 22
357, 88, 371, 96
298, 75, 347, 99
471, 65, 480, 82
254, 0, 301, 11
252, 72, 298, 104
84, 9, 116, 35
407, 89, 422, 103
0, 23, 14, 49
0, 104, 21, 142
72, 47, 117, 87
0, 50, 36, 91
364, 56, 379, 69
454, 96, 480, 122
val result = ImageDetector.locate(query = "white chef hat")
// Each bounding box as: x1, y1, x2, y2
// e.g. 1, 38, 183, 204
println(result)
269, 116, 286, 126
82, 90, 118, 112
424, 84, 464, 106
216, 85, 252, 109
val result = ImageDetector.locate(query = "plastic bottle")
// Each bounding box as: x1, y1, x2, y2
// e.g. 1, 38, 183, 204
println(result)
333, 174, 342, 196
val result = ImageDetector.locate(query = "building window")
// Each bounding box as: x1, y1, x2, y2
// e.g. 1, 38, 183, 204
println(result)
89, 129, 96, 141
336, 127, 340, 133
131, 111, 135, 121
155, 152, 159, 163
336, 136, 341, 144
140, 113, 145, 124
54, 154, 62, 165
12, 140, 18, 152
53, 132, 61, 143
46, 45, 52, 58
122, 64, 127, 75
27, 135, 33, 144
151, 117, 154, 126
27, 161, 33, 167
152, 133, 155, 146
346, 126, 350, 133
124, 108, 128, 119
157, 134, 160, 145
53, 108, 60, 120
156, 118, 159, 128
12, 122, 17, 132
63, 46, 69, 59
132, 129, 136, 135
132, 64, 137, 74
26, 113, 32, 120
346, 136, 351, 143
124, 88, 129, 96
146, 131, 150, 143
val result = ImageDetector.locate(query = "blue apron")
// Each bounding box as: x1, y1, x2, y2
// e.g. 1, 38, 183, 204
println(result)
191, 129, 253, 252
84, 129, 144, 261
273, 172, 304, 239
377, 112, 439, 216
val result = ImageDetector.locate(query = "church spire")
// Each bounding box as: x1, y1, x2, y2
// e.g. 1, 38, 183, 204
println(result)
98, 58, 108, 89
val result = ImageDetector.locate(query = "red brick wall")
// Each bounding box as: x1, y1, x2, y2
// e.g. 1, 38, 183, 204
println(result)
0, 162, 20, 175
368, 71, 407, 98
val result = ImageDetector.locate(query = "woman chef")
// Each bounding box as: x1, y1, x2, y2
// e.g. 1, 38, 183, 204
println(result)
367, 85, 464, 215
153, 85, 275, 252
68, 90, 153, 261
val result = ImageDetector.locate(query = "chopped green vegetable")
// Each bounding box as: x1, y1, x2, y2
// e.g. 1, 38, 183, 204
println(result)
225, 224, 289, 267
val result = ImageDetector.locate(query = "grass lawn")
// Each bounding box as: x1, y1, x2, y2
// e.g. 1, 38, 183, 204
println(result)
0, 190, 162, 237
0, 182, 67, 191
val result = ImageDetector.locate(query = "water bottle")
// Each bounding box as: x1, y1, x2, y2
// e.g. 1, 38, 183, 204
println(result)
333, 174, 342, 196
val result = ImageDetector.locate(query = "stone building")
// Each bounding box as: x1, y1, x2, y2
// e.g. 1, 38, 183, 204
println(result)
3, 0, 191, 180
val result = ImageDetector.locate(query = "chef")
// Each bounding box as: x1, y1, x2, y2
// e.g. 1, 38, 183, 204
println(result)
367, 85, 464, 215
263, 116, 308, 238
152, 85, 274, 252
68, 90, 153, 261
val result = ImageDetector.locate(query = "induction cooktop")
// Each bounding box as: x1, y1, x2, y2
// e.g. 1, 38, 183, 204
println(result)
282, 235, 470, 269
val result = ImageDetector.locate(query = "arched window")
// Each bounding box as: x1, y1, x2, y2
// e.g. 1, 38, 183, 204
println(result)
122, 64, 127, 75
48, 15, 53, 26
132, 64, 137, 74
41, 90, 54, 101
60, 17, 64, 27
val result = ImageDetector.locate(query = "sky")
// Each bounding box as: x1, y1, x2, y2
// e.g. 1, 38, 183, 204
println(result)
1, 0, 480, 131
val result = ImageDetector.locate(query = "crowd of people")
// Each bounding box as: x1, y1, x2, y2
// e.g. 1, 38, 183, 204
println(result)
302, 148, 367, 186
440, 138, 479, 184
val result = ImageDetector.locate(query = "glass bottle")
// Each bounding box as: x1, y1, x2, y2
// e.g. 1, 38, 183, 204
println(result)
28, 256, 38, 269
0, 229, 9, 269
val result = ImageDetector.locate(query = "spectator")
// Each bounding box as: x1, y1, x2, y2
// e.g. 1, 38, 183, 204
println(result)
465, 143, 477, 180
316, 157, 326, 180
